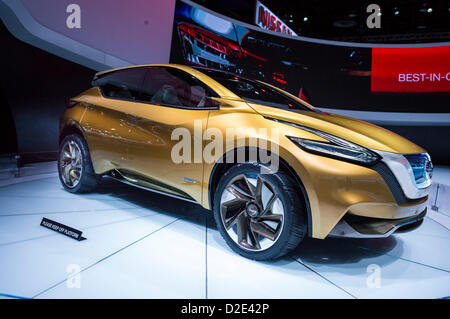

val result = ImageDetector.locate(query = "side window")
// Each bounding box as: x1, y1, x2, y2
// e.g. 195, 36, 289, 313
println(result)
141, 67, 218, 108
93, 68, 147, 101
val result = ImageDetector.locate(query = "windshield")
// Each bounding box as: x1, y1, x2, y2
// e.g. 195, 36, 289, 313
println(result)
195, 67, 315, 112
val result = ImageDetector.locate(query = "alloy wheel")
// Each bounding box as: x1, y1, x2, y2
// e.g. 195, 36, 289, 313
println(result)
219, 173, 285, 251
59, 140, 83, 188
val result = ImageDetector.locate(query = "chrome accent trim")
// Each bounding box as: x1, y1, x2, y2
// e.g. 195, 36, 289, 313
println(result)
372, 150, 431, 199
328, 218, 413, 238
329, 209, 426, 238
108, 171, 199, 204
328, 219, 388, 238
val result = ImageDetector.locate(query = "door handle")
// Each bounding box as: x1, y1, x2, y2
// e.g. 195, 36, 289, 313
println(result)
127, 114, 142, 121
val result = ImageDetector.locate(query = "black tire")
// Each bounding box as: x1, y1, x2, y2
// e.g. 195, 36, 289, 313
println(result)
58, 134, 100, 193
213, 163, 307, 260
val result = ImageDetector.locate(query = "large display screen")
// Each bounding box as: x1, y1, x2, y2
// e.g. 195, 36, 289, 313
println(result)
171, 0, 450, 114
371, 46, 450, 93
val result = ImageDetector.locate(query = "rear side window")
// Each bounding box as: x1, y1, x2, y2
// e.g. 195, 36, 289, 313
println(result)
140, 67, 218, 108
93, 68, 147, 101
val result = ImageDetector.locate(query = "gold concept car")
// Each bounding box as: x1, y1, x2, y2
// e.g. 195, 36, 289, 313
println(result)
59, 64, 432, 260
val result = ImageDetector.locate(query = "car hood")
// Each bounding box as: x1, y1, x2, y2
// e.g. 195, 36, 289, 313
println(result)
247, 103, 425, 154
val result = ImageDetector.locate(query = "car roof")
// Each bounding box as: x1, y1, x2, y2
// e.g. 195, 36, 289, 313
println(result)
94, 63, 239, 79
94, 64, 242, 99
95, 63, 182, 77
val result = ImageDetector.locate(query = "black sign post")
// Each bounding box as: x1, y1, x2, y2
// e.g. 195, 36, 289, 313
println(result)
40, 218, 86, 241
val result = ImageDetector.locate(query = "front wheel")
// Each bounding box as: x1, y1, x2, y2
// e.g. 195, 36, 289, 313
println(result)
58, 134, 100, 193
213, 163, 307, 260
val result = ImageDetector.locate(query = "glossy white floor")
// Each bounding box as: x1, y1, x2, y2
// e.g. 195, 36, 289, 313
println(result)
0, 162, 449, 299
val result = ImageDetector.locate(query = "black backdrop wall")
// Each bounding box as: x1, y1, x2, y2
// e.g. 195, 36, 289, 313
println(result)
1, 0, 449, 163
0, 86, 17, 155
0, 21, 94, 163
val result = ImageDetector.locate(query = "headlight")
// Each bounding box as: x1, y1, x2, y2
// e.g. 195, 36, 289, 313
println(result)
266, 117, 380, 165
288, 135, 380, 165
285, 127, 380, 166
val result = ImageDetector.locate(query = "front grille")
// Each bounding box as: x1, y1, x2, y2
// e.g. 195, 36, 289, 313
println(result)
404, 154, 433, 186
372, 162, 426, 204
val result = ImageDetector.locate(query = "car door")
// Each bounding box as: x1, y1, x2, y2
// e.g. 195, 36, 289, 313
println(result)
81, 67, 147, 173
122, 66, 219, 204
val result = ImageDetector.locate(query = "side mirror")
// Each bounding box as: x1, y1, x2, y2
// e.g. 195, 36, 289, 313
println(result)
204, 97, 220, 108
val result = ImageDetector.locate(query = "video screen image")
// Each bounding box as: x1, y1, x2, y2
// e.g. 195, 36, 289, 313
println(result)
171, 1, 449, 113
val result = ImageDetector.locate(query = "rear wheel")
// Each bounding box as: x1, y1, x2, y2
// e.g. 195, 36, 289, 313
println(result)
213, 163, 307, 260
58, 134, 100, 193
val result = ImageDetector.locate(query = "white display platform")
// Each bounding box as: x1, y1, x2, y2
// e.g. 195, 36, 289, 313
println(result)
0, 163, 449, 299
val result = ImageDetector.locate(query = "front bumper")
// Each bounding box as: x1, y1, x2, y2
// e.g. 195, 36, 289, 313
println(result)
373, 150, 432, 200
280, 130, 432, 239
288, 148, 431, 238
327, 150, 431, 238
329, 208, 427, 238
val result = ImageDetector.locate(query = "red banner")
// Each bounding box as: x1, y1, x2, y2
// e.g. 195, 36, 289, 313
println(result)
371, 46, 450, 93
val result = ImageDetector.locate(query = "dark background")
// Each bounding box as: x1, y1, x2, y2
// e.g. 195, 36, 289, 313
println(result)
1, 0, 449, 164
192, 0, 450, 43
170, 0, 450, 162
0, 21, 94, 162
